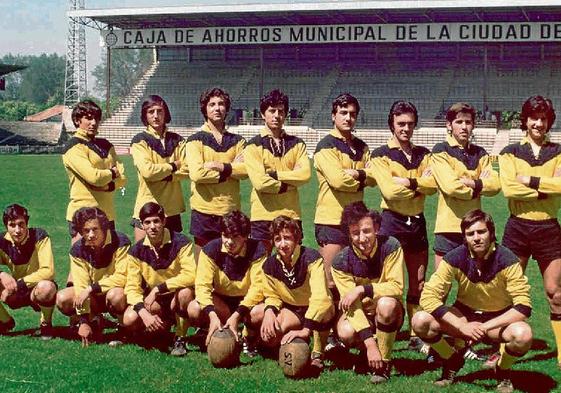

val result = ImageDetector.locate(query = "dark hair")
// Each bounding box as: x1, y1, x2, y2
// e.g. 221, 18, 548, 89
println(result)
460, 209, 496, 243
446, 102, 476, 124
270, 215, 302, 243
221, 210, 250, 238
340, 201, 381, 238
72, 100, 102, 127
139, 202, 165, 222
200, 87, 231, 120
331, 93, 360, 116
72, 207, 110, 235
140, 95, 171, 126
3, 204, 29, 226
520, 95, 556, 132
259, 89, 289, 115
388, 100, 418, 132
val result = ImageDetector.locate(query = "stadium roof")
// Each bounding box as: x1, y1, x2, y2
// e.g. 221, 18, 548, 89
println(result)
69, 1, 561, 29
0, 64, 26, 77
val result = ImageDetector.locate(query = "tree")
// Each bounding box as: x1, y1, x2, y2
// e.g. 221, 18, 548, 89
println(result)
0, 53, 65, 105
92, 48, 152, 98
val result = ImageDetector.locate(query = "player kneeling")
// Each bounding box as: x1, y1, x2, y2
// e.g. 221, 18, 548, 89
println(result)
188, 211, 267, 365
412, 209, 532, 393
0, 204, 57, 339
123, 202, 196, 356
331, 201, 405, 384
56, 207, 129, 346
254, 215, 334, 374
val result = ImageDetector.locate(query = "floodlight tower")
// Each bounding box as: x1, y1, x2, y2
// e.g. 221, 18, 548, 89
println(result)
64, 0, 87, 107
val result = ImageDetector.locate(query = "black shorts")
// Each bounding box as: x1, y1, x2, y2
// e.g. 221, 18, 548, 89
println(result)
215, 293, 244, 315
453, 302, 511, 324
130, 214, 183, 233
189, 210, 222, 241
4, 280, 58, 311
283, 303, 308, 325
433, 233, 464, 256
251, 220, 303, 242
68, 220, 115, 238
502, 215, 561, 264
379, 210, 428, 253
315, 224, 348, 247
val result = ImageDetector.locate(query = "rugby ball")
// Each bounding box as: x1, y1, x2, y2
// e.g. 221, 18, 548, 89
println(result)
207, 329, 240, 368
279, 337, 310, 378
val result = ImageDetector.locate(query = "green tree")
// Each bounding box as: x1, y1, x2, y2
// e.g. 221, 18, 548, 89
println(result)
92, 48, 152, 98
0, 100, 41, 121
0, 53, 65, 105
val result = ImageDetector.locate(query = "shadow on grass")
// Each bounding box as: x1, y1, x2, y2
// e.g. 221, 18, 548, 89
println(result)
393, 357, 440, 376
458, 369, 557, 393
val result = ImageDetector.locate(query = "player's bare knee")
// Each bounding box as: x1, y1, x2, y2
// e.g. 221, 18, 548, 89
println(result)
177, 287, 195, 309
508, 322, 533, 350
248, 304, 265, 326
376, 297, 400, 324
411, 311, 434, 338
122, 307, 139, 328
56, 288, 75, 315
33, 280, 56, 303
187, 300, 202, 322
337, 320, 356, 347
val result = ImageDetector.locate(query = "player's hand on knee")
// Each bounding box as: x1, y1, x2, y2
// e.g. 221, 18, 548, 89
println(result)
0, 272, 17, 296
139, 309, 164, 332
144, 288, 159, 310
339, 287, 363, 312
260, 308, 280, 342
74, 286, 92, 309
460, 321, 486, 342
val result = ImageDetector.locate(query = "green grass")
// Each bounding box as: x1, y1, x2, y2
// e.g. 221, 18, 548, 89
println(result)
0, 155, 558, 392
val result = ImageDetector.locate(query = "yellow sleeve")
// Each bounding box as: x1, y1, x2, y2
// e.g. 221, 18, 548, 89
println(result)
244, 142, 286, 194
431, 151, 474, 200
131, 141, 174, 183
314, 148, 365, 192
420, 261, 455, 316
303, 258, 333, 326
371, 247, 404, 298
164, 242, 196, 291
532, 155, 561, 195
230, 138, 247, 180
110, 148, 127, 189
503, 263, 532, 314
22, 236, 54, 287
185, 139, 221, 184
499, 153, 539, 200
97, 245, 129, 293
479, 155, 500, 196
262, 273, 284, 311
172, 140, 189, 181
194, 250, 218, 312
331, 265, 372, 336
63, 146, 113, 187
124, 256, 145, 307
371, 155, 416, 201
416, 155, 437, 195
70, 255, 92, 315
275, 143, 311, 187
240, 255, 266, 309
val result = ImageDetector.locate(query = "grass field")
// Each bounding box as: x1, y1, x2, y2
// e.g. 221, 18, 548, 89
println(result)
0, 154, 559, 392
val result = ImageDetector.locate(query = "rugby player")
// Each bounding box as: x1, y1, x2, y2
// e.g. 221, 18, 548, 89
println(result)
499, 95, 561, 368
185, 87, 247, 260
313, 93, 376, 298
412, 210, 532, 393
188, 210, 267, 351
255, 215, 334, 369
0, 204, 56, 339
130, 95, 188, 242
331, 201, 404, 384
123, 202, 196, 356
245, 89, 311, 253
431, 102, 500, 270
56, 207, 130, 347
370, 101, 436, 350
62, 100, 126, 245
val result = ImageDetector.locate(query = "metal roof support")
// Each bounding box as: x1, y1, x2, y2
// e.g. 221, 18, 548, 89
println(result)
64, 0, 88, 108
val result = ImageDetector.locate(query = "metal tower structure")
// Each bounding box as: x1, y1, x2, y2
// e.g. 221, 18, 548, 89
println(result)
64, 0, 87, 107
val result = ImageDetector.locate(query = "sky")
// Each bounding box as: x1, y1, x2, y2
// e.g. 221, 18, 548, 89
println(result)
0, 0, 326, 95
